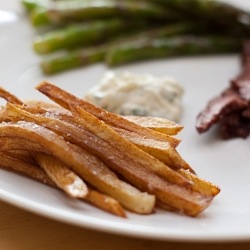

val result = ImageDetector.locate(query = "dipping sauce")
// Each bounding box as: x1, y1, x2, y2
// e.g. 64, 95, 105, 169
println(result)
85, 71, 184, 122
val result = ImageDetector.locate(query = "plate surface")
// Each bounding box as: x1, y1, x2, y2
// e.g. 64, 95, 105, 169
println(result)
1, 0, 250, 242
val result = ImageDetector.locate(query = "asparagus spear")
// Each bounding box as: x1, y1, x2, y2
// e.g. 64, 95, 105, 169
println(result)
147, 0, 250, 36
33, 19, 140, 54
39, 23, 201, 74
30, 0, 180, 27
21, 0, 47, 12
41, 45, 106, 74
147, 0, 247, 18
106, 35, 242, 66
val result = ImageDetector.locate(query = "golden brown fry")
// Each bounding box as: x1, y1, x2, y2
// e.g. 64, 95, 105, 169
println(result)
1, 149, 36, 165
0, 150, 54, 186
178, 169, 220, 196
35, 153, 88, 199
113, 126, 193, 171
156, 200, 178, 213
36, 81, 181, 148
0, 121, 155, 214
0, 136, 46, 153
85, 187, 126, 218
123, 116, 183, 135
0, 87, 23, 105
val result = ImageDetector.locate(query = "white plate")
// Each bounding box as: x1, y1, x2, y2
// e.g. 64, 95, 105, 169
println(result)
1, 0, 250, 243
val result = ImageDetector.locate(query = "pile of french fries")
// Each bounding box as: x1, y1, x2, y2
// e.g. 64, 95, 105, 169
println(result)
0, 82, 220, 217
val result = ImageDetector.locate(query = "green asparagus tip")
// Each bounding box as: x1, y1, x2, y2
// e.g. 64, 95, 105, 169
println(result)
21, 0, 46, 13
31, 8, 50, 27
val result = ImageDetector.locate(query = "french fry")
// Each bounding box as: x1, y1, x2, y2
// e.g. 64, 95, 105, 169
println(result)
178, 169, 220, 196
0, 121, 155, 214
1, 149, 36, 165
0, 136, 45, 153
35, 153, 88, 199
85, 187, 126, 218
123, 115, 184, 135
113, 126, 193, 171
0, 87, 23, 105
0, 150, 54, 186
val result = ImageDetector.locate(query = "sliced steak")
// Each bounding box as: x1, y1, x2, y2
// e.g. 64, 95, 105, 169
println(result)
220, 111, 250, 139
196, 88, 248, 133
